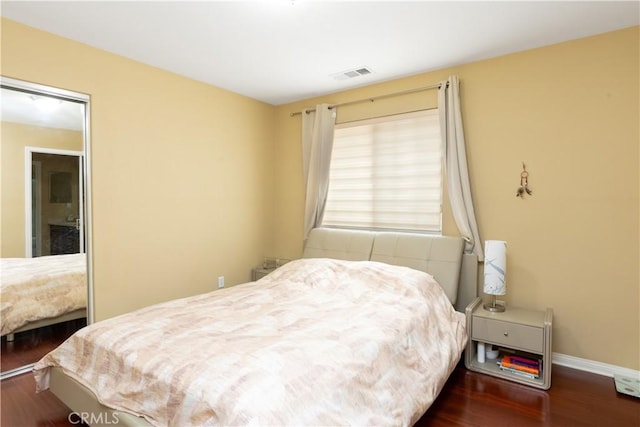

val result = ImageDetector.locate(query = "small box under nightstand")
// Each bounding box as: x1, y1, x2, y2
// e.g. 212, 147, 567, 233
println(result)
465, 297, 553, 389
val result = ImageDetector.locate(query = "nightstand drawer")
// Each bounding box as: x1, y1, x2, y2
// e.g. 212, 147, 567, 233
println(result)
472, 317, 544, 353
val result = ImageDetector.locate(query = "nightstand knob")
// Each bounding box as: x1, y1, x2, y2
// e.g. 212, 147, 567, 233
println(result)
503, 331, 509, 337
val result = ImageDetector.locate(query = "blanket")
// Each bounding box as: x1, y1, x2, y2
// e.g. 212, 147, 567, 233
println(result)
34, 258, 466, 426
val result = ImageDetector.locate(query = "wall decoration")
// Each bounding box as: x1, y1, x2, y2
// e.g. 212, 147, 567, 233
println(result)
516, 162, 532, 198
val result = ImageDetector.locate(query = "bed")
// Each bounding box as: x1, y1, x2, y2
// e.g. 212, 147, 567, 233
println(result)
34, 229, 478, 426
1, 253, 87, 341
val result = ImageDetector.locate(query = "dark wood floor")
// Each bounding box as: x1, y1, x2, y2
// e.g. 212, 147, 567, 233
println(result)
1, 319, 86, 373
1, 363, 638, 426
417, 364, 639, 426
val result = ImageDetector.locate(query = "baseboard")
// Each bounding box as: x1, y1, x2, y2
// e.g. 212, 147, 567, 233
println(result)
553, 353, 640, 379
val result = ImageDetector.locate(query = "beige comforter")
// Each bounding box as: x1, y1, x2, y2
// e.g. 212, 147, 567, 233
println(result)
34, 258, 467, 426
1, 253, 87, 335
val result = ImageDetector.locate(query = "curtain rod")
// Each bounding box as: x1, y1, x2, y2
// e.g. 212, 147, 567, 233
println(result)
289, 82, 444, 117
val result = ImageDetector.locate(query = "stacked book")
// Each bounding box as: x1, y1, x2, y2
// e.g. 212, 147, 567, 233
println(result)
497, 354, 541, 379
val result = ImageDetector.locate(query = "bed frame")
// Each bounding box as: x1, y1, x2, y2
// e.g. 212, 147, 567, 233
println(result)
4, 308, 86, 342
48, 229, 478, 426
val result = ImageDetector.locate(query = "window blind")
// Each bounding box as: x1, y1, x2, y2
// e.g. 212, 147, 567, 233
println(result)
322, 109, 442, 232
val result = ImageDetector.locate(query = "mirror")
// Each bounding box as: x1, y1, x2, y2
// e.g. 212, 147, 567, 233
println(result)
0, 77, 92, 379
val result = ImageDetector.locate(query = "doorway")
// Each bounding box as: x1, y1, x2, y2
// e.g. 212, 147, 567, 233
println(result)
26, 149, 84, 257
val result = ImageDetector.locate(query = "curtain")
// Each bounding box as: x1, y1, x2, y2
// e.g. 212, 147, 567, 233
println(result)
438, 76, 484, 260
302, 104, 336, 239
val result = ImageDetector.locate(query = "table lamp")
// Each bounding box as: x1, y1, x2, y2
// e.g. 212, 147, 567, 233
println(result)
483, 240, 507, 312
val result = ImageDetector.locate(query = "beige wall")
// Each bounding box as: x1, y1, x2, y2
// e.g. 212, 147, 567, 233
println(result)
3, 18, 638, 370
273, 27, 639, 370
1, 121, 83, 257
2, 19, 276, 320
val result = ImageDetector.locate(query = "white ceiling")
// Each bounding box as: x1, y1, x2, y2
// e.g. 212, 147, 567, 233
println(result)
1, 87, 85, 131
1, 1, 638, 106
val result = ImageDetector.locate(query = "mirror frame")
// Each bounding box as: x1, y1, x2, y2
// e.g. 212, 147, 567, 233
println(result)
0, 76, 93, 379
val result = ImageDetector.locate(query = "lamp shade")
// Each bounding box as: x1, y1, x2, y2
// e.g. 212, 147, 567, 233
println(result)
483, 240, 507, 296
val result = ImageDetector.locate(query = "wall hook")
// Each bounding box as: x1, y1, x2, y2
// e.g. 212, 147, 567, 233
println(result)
516, 162, 532, 198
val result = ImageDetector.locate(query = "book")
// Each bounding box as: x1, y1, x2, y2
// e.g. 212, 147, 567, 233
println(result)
501, 355, 540, 372
501, 355, 540, 368
498, 365, 540, 379
495, 347, 543, 363
500, 360, 540, 375
509, 355, 539, 367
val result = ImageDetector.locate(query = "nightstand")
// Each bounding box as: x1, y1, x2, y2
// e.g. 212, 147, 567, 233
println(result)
465, 297, 553, 389
253, 258, 291, 281
252, 267, 276, 281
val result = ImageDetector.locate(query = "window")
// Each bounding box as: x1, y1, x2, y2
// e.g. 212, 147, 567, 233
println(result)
322, 109, 442, 232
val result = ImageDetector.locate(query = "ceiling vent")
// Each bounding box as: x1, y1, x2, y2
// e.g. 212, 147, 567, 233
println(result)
331, 66, 373, 81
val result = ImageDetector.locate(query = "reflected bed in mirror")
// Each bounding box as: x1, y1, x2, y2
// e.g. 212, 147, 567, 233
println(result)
0, 77, 92, 380
1, 254, 87, 338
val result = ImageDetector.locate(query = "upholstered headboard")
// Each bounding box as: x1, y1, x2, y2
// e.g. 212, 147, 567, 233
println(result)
303, 228, 478, 311
302, 228, 376, 261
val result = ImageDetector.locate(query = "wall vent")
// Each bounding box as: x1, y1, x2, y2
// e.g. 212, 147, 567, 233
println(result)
331, 66, 374, 81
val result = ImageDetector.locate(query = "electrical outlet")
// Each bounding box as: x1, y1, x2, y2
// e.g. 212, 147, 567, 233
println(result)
217, 276, 224, 288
